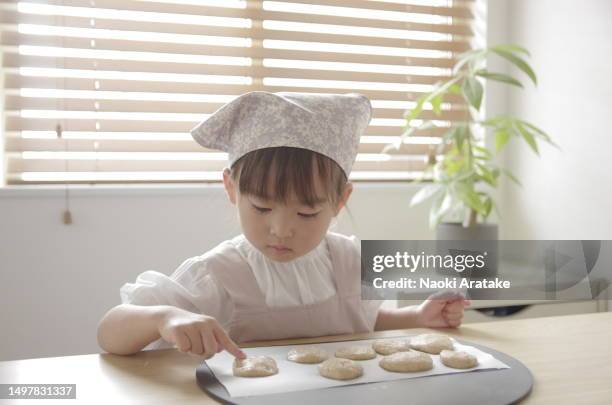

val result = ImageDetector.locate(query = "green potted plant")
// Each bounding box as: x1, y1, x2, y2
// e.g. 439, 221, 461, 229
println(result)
386, 44, 557, 277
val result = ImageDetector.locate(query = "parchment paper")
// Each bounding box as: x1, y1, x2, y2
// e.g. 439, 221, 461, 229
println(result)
204, 336, 510, 398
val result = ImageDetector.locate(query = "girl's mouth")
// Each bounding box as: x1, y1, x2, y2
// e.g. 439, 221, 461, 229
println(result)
268, 245, 292, 253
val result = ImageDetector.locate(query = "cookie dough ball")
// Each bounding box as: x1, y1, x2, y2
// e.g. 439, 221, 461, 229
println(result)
335, 345, 377, 360
379, 351, 433, 373
319, 358, 363, 380
410, 333, 454, 354
233, 356, 278, 377
287, 346, 329, 364
440, 350, 478, 369
372, 339, 412, 355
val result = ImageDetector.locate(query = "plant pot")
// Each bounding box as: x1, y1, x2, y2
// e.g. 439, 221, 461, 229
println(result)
436, 222, 498, 241
435, 222, 499, 279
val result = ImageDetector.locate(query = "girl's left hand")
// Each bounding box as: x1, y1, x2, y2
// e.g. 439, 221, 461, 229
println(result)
416, 291, 471, 328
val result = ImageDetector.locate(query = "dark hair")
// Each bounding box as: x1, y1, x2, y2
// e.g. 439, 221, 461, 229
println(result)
229, 147, 347, 207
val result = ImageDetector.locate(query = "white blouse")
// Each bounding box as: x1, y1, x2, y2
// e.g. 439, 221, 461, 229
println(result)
120, 233, 382, 350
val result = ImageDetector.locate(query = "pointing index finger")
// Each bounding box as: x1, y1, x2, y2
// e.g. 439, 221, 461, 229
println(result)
213, 326, 246, 359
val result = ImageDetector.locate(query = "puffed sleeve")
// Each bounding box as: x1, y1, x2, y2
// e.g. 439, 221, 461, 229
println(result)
119, 253, 233, 351
346, 234, 384, 331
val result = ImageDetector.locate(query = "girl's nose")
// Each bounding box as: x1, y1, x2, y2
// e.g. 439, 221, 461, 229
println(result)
269, 215, 294, 239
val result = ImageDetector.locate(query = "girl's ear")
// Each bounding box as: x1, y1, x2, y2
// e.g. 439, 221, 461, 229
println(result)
222, 168, 237, 205
334, 182, 353, 215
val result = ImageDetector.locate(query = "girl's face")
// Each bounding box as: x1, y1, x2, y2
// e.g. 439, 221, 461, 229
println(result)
223, 168, 352, 262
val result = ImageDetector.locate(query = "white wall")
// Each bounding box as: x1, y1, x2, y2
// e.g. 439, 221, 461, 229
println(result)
492, 0, 612, 240
0, 184, 433, 361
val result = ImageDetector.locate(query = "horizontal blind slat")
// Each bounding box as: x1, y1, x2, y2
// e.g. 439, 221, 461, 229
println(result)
1, 29, 468, 53
6, 172, 433, 183
1, 8, 473, 36
8, 156, 428, 172
3, 57, 455, 86
5, 96, 468, 120
4, 74, 466, 103
258, 9, 472, 35
3, 54, 457, 78
6, 135, 442, 155
264, 0, 473, 18
9, 157, 231, 172
4, 45, 455, 68
13, 0, 473, 19
3, 0, 252, 19
6, 105, 468, 123
2, 43, 459, 68
6, 117, 449, 137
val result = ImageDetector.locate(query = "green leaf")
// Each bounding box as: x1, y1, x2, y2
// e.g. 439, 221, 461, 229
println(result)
482, 116, 509, 127
410, 183, 443, 207
457, 186, 486, 216
404, 93, 428, 123
477, 164, 497, 187
405, 92, 436, 123
515, 122, 539, 155
490, 44, 531, 57
404, 77, 461, 129
519, 120, 559, 148
475, 70, 523, 88
518, 120, 547, 137
433, 76, 463, 99
431, 93, 443, 115
439, 191, 453, 216
453, 49, 487, 74
448, 83, 462, 95
444, 156, 463, 176
490, 48, 538, 85
387, 121, 436, 154
462, 76, 483, 110
442, 127, 455, 142
454, 125, 467, 151
494, 129, 511, 152
457, 48, 487, 61
401, 121, 437, 141
429, 194, 443, 229
381, 143, 399, 153
443, 125, 467, 151
455, 169, 476, 183
501, 168, 522, 186
473, 145, 492, 158
400, 125, 418, 138
483, 196, 493, 218
429, 191, 452, 229
419, 121, 438, 130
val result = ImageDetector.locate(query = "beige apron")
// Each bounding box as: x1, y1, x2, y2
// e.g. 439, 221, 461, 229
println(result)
210, 232, 372, 343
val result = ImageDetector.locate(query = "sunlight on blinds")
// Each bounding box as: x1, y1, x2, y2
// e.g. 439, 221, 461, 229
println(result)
0, 0, 475, 184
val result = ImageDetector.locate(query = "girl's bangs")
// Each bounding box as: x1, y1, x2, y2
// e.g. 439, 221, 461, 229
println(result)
231, 147, 345, 207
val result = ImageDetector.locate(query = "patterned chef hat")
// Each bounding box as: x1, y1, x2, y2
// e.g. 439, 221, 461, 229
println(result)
190, 91, 372, 177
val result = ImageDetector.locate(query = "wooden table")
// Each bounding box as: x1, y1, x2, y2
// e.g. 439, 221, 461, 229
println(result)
1, 312, 611, 404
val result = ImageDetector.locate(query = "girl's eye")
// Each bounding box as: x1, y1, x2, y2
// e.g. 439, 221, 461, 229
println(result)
252, 204, 271, 213
298, 212, 320, 218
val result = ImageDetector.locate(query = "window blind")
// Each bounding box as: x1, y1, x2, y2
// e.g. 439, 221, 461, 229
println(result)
0, 0, 475, 184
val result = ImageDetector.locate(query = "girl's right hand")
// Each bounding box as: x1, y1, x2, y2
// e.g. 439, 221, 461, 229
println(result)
157, 307, 246, 359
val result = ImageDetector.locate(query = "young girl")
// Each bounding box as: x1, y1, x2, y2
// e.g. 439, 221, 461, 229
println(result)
97, 91, 470, 359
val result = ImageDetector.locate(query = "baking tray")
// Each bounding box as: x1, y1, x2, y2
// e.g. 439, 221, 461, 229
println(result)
196, 338, 533, 405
